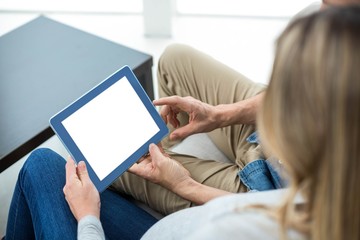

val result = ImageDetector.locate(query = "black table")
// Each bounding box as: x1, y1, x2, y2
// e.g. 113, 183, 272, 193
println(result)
0, 16, 154, 172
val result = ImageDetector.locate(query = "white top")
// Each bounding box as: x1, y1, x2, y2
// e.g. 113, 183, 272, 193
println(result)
142, 189, 306, 240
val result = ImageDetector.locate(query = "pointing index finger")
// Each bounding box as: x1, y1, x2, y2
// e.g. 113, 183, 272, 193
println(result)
153, 96, 185, 107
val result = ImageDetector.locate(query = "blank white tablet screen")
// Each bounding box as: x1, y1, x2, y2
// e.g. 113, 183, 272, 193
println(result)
62, 76, 159, 180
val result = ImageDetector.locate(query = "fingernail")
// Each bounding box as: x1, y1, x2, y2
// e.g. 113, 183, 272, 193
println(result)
78, 161, 85, 168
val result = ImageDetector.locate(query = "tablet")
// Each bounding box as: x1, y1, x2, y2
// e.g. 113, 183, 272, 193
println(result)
50, 66, 168, 192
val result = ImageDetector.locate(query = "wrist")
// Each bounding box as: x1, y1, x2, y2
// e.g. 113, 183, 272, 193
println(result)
76, 206, 100, 222
214, 93, 263, 126
77, 213, 100, 222
171, 177, 207, 204
171, 176, 197, 196
214, 104, 239, 127
171, 176, 231, 205
215, 104, 233, 128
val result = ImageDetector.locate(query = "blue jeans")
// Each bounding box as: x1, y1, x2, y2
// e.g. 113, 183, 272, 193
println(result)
5, 148, 157, 240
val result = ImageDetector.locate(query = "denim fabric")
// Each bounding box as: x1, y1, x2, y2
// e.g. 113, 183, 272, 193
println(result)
5, 148, 157, 240
239, 132, 288, 191
246, 132, 259, 144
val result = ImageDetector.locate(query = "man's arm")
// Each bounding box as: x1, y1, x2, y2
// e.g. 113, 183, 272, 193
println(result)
129, 144, 232, 205
153, 92, 264, 141
215, 92, 264, 127
171, 177, 231, 205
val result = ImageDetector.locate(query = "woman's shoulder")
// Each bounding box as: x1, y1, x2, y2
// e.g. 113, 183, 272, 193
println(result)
142, 189, 306, 240
186, 207, 306, 240
184, 190, 306, 240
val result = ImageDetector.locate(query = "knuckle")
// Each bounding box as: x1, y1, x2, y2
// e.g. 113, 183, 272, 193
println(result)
63, 186, 68, 195
173, 95, 182, 102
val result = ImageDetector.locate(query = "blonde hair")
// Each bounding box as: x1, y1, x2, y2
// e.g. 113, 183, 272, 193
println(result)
258, 6, 360, 240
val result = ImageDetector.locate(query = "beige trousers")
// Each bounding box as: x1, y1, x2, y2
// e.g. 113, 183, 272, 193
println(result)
111, 44, 266, 215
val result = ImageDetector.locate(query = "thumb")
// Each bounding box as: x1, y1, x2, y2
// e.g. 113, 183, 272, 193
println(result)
149, 143, 165, 167
171, 124, 196, 140
77, 161, 90, 183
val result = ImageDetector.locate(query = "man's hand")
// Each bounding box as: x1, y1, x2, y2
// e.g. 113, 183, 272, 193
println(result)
63, 158, 100, 222
153, 96, 220, 141
129, 143, 191, 192
130, 143, 231, 205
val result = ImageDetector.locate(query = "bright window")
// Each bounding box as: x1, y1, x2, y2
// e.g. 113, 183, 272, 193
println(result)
0, 0, 142, 13
177, 0, 320, 17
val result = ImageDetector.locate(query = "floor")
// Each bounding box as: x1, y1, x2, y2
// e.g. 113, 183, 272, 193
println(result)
0, 12, 290, 236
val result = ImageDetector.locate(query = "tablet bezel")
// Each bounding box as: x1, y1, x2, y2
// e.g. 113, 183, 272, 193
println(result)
50, 65, 168, 192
